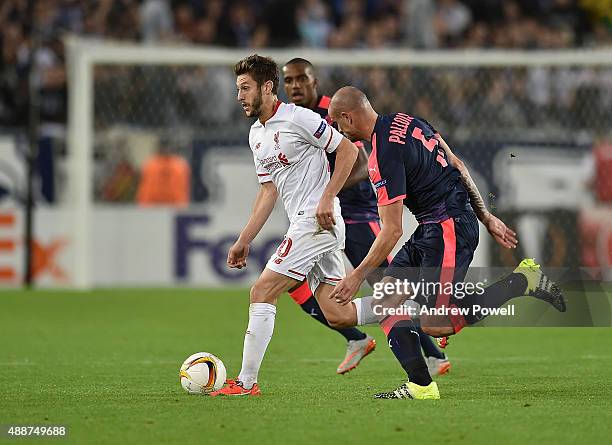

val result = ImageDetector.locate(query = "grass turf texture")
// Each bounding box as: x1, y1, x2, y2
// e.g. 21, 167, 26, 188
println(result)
1, 289, 611, 445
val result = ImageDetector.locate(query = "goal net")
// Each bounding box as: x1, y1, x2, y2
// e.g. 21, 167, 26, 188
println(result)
52, 39, 612, 288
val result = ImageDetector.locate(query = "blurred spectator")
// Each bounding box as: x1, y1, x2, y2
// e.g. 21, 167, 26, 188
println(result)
173, 66, 235, 125
502, 0, 522, 23
547, 0, 588, 45
140, 0, 173, 43
35, 35, 67, 124
478, 75, 527, 128
365, 68, 397, 111
105, 0, 140, 41
363, 15, 400, 48
0, 22, 28, 126
297, 0, 333, 48
192, 18, 217, 45
591, 23, 612, 47
137, 138, 190, 207
204, 0, 225, 24
328, 13, 364, 48
435, 0, 473, 47
173, 3, 197, 42
462, 21, 489, 48
218, 1, 258, 47
364, 19, 386, 48
55, 0, 84, 34
414, 95, 445, 130
98, 139, 139, 203
263, 0, 299, 47
401, 0, 438, 48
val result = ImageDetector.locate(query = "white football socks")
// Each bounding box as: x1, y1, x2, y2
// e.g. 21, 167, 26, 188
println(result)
354, 296, 421, 326
237, 302, 276, 389
353, 296, 382, 325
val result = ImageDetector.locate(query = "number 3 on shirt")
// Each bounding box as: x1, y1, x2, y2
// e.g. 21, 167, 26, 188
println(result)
411, 127, 448, 168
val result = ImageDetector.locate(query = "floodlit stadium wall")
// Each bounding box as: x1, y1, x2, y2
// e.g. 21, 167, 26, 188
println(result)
2, 38, 611, 288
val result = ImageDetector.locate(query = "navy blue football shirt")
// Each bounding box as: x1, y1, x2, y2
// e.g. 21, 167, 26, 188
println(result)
368, 113, 471, 223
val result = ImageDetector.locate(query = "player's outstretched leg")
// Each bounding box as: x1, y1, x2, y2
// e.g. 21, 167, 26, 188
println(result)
457, 257, 566, 327
289, 281, 375, 374
420, 258, 566, 337
211, 269, 298, 397
514, 258, 566, 311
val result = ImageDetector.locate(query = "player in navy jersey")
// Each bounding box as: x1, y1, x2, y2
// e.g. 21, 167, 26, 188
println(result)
282, 59, 450, 376
328, 86, 565, 399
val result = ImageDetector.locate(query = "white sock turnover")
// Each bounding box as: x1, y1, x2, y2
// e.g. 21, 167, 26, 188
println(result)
237, 302, 276, 389
352, 296, 382, 326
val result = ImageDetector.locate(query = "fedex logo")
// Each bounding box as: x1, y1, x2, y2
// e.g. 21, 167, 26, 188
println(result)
0, 211, 68, 284
174, 215, 282, 281
0, 212, 16, 282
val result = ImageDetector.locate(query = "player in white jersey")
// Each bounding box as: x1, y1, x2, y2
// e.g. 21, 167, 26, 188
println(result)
211, 55, 360, 397
250, 100, 348, 285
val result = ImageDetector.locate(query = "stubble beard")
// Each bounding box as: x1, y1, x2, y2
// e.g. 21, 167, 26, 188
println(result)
248, 91, 263, 118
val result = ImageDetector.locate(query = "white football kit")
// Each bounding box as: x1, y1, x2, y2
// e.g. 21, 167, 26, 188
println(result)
249, 101, 346, 286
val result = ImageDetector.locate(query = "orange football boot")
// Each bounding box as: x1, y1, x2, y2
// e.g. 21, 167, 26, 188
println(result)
210, 380, 261, 397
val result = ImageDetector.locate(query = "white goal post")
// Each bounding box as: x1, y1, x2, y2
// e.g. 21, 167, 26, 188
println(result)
65, 36, 612, 289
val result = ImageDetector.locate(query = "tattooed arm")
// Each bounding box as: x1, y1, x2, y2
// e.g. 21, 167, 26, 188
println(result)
436, 134, 518, 249
436, 135, 488, 221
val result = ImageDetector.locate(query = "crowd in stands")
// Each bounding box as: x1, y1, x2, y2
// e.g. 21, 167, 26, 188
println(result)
1, 0, 611, 128
0, 0, 610, 204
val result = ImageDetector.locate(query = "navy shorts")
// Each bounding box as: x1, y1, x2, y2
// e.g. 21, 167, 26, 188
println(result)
384, 212, 479, 330
345, 221, 390, 278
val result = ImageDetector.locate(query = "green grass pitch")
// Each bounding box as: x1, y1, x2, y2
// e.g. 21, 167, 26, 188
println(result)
1, 289, 611, 444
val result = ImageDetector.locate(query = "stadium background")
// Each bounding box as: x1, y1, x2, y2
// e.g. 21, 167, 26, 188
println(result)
1, 0, 611, 288
1, 2, 611, 444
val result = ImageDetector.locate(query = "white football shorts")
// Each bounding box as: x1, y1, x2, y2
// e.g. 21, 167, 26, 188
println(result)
266, 215, 346, 288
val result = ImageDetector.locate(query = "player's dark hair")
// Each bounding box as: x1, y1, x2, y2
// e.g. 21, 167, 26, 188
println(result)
284, 57, 315, 71
234, 54, 279, 94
